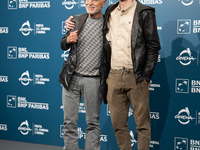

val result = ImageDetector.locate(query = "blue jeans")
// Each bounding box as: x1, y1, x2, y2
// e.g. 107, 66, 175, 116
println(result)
62, 74, 102, 150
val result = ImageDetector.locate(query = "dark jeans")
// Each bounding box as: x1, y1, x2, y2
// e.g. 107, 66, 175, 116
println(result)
106, 68, 151, 150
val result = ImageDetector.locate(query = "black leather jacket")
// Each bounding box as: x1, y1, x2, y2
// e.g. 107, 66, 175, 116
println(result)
103, 0, 161, 84
59, 13, 110, 104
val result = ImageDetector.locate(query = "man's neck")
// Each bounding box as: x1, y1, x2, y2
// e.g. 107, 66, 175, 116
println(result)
119, 0, 134, 10
89, 13, 102, 19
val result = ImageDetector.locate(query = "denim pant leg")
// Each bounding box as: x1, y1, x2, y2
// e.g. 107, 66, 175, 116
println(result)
81, 77, 102, 150
62, 75, 81, 150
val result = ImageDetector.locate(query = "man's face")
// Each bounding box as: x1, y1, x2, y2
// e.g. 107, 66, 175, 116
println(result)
85, 0, 106, 18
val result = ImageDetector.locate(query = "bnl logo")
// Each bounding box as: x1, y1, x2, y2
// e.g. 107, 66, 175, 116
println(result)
177, 19, 191, 34
174, 137, 188, 150
8, 0, 17, 9
175, 79, 189, 93
7, 46, 17, 59
7, 95, 16, 108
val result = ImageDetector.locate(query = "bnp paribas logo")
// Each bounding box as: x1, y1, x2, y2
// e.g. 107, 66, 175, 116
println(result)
175, 79, 189, 93
174, 137, 188, 150
8, 0, 17, 9
8, 0, 50, 9
178, 19, 200, 34
177, 19, 191, 34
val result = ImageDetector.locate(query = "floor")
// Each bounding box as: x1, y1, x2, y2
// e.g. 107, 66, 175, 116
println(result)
0, 139, 63, 150
0, 139, 85, 150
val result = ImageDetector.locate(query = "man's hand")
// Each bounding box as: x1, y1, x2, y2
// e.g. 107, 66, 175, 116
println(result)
65, 16, 75, 31
67, 30, 78, 43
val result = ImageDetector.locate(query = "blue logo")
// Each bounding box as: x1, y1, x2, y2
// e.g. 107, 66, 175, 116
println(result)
175, 79, 189, 93
8, 0, 17, 9
7, 95, 16, 108
177, 20, 191, 34
174, 137, 188, 150
7, 46, 17, 59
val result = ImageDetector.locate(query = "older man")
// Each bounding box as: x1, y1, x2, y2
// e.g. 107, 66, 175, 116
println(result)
59, 0, 108, 149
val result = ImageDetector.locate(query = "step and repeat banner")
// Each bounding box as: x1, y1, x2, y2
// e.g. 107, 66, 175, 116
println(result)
0, 0, 200, 150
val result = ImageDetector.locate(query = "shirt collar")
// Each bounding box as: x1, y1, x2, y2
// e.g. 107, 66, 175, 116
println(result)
117, 0, 136, 14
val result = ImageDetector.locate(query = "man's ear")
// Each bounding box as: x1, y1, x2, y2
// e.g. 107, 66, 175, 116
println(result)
102, 0, 107, 7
